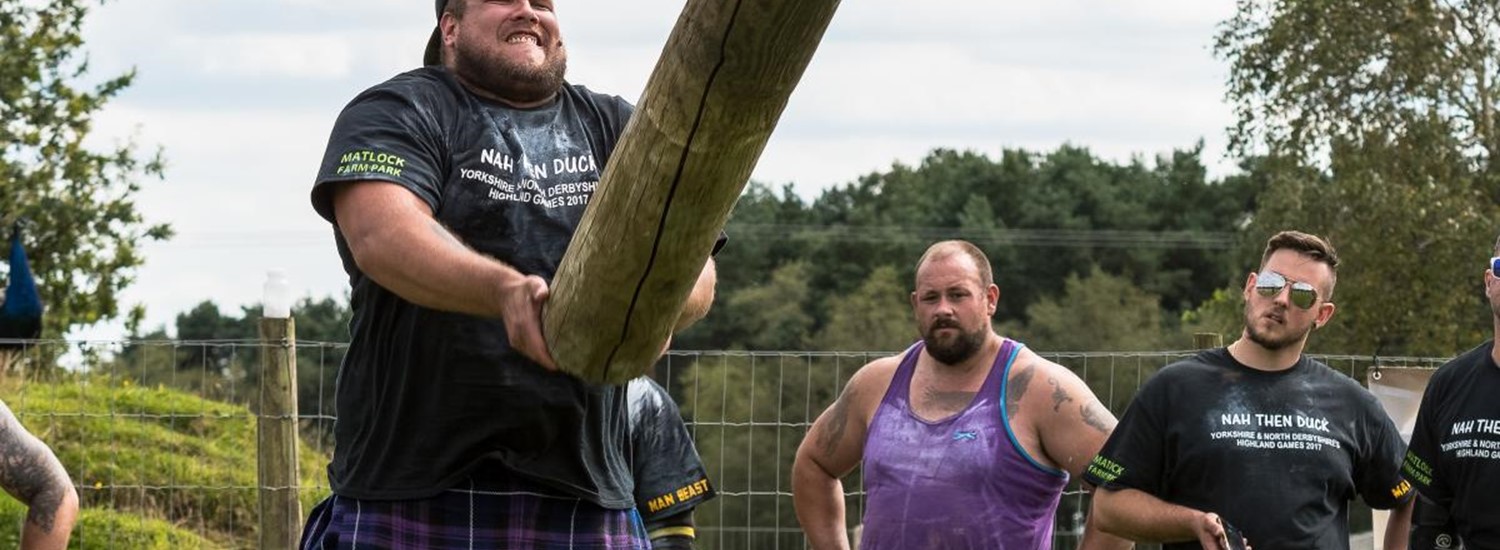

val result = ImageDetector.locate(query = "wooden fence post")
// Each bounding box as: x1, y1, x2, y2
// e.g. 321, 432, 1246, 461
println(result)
1192, 332, 1223, 350
258, 317, 300, 549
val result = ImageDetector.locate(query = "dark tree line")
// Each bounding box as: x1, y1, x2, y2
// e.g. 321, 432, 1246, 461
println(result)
678, 144, 1261, 354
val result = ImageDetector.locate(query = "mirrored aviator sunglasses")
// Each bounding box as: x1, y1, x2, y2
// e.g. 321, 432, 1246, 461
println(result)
1255, 271, 1318, 310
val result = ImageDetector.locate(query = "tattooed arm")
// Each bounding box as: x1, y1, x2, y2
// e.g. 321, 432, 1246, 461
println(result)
1021, 354, 1133, 550
1023, 354, 1117, 478
0, 401, 77, 550
792, 357, 897, 550
332, 181, 557, 368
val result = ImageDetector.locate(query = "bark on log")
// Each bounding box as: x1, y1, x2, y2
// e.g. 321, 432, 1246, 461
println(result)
545, 0, 841, 384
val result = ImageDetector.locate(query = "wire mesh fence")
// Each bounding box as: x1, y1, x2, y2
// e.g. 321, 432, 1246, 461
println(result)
0, 338, 1453, 549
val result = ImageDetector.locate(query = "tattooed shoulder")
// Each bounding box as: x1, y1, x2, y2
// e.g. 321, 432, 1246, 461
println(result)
1006, 365, 1035, 419
1046, 376, 1074, 412
816, 385, 858, 457
1079, 400, 1116, 434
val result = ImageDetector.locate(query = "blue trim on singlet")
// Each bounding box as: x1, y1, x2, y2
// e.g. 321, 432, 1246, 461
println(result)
996, 341, 1069, 479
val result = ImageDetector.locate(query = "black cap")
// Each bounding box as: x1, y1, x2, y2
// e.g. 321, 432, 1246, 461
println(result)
423, 0, 445, 66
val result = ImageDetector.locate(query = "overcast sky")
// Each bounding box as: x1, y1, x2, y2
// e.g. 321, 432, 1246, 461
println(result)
73, 0, 1238, 338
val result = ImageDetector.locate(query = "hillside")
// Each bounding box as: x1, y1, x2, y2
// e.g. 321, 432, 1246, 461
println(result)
0, 375, 330, 549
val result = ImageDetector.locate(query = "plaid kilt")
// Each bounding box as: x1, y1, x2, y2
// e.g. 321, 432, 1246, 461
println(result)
300, 471, 649, 550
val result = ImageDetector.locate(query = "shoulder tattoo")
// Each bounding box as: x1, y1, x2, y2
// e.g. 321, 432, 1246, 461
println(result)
817, 386, 857, 457
1006, 365, 1035, 419
1079, 400, 1115, 435
1046, 376, 1074, 412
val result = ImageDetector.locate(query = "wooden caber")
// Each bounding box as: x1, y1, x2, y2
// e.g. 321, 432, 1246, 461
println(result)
545, 0, 842, 384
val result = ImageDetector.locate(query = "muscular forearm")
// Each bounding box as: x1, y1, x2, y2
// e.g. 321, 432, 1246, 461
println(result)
1093, 488, 1217, 546
334, 181, 537, 317
1079, 500, 1136, 550
792, 459, 850, 550
334, 181, 557, 367
1382, 498, 1413, 550
347, 211, 527, 317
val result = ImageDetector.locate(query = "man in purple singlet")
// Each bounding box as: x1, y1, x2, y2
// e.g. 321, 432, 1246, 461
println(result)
792, 240, 1132, 550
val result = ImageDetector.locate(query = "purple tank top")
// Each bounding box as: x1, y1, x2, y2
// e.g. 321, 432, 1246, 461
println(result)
859, 340, 1068, 550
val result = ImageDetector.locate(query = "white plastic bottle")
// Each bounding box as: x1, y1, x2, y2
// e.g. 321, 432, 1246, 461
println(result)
263, 269, 292, 319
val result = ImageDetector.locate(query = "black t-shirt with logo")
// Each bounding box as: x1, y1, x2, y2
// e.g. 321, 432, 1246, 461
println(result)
627, 377, 715, 521
1083, 348, 1412, 550
1403, 341, 1500, 549
311, 67, 636, 506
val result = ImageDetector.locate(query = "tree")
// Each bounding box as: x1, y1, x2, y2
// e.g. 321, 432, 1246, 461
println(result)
1216, 0, 1500, 202
1247, 125, 1493, 356
1009, 265, 1168, 353
1, 0, 171, 337
115, 295, 351, 438
686, 146, 1255, 354
1217, 0, 1500, 356
672, 182, 813, 351
812, 265, 913, 351
720, 261, 816, 350
800, 146, 1253, 325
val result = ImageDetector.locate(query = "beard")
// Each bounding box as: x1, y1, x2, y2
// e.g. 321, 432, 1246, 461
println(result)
453, 39, 567, 104
1244, 307, 1313, 351
922, 321, 987, 365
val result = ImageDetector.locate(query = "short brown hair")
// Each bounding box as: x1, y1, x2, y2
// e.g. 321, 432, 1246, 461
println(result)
916, 240, 994, 287
1260, 230, 1339, 297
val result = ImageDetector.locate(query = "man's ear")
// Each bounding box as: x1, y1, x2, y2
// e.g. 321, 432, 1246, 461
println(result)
441, 12, 459, 50
1314, 302, 1336, 329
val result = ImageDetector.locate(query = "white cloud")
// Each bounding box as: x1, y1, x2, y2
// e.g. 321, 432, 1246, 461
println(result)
181, 33, 357, 79
85, 105, 349, 333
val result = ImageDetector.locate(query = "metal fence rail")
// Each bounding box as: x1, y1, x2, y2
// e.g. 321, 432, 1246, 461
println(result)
0, 337, 1452, 549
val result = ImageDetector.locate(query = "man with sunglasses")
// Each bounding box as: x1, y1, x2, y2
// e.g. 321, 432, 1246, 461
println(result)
1084, 230, 1414, 550
1399, 234, 1500, 548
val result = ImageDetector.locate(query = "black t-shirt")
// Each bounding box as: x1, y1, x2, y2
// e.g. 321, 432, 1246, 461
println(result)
1403, 341, 1500, 548
628, 377, 715, 521
311, 67, 637, 506
1083, 348, 1412, 550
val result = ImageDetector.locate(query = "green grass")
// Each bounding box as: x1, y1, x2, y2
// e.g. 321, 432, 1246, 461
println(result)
2, 375, 332, 548
0, 496, 213, 549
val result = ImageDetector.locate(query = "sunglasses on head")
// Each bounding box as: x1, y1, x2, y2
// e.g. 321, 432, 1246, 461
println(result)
1255, 270, 1319, 310
1491, 256, 1499, 277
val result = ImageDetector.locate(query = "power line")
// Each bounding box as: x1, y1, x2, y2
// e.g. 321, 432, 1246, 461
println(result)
134, 226, 1237, 250
725, 224, 1236, 249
